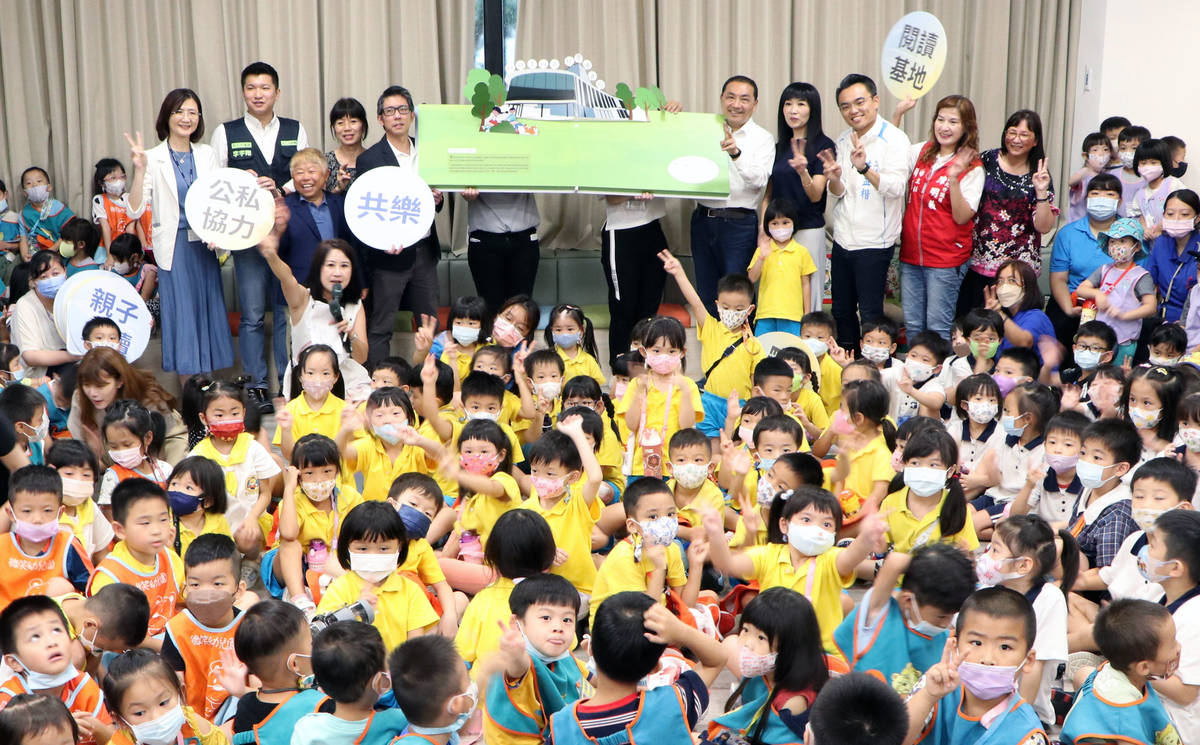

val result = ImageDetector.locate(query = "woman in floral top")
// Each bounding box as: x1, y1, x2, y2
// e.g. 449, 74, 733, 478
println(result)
957, 109, 1058, 315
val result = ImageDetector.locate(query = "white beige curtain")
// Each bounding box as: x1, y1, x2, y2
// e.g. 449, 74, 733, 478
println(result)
0, 0, 475, 243
516, 0, 1081, 252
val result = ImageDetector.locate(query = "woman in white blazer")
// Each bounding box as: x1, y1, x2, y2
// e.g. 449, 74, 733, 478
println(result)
126, 88, 234, 378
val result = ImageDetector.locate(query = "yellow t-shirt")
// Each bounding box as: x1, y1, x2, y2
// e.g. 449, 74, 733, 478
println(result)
667, 478, 726, 530
501, 390, 529, 434
58, 497, 111, 557
841, 433, 894, 505
455, 577, 516, 665
696, 315, 766, 400
729, 513, 768, 548
589, 538, 687, 628
880, 487, 979, 554
272, 393, 346, 446
818, 355, 843, 417
749, 239, 818, 322
441, 343, 481, 382
458, 471, 521, 546
795, 387, 830, 438
176, 512, 233, 558
746, 543, 852, 653
519, 485, 601, 594
398, 538, 447, 586
596, 419, 627, 494
615, 377, 704, 477
294, 485, 365, 552
317, 570, 438, 650
558, 347, 606, 386
345, 436, 430, 502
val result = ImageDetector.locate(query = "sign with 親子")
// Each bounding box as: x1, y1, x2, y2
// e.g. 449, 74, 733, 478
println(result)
54, 271, 152, 361
344, 167, 436, 251
880, 11, 948, 101
183, 168, 275, 250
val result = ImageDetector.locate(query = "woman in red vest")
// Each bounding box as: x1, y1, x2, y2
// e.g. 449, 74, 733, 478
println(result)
898, 95, 985, 337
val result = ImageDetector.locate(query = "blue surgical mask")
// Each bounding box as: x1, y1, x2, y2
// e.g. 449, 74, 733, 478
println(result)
553, 332, 581, 349
35, 274, 65, 299
757, 457, 777, 472
0, 199, 8, 213
375, 422, 404, 445
1001, 414, 1026, 437
1074, 348, 1101, 370
1077, 460, 1118, 490
396, 504, 432, 539
1086, 196, 1118, 220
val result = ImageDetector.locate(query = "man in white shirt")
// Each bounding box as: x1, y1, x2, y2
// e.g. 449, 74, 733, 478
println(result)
210, 62, 310, 411
825, 74, 910, 352
354, 86, 444, 367
690, 75, 774, 314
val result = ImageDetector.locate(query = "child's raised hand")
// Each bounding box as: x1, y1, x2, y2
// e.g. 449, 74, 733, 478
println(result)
283, 465, 300, 487
420, 353, 439, 385
644, 542, 667, 569
859, 506, 892, 554
922, 636, 963, 699
340, 405, 363, 432
275, 407, 293, 433
414, 314, 437, 352
512, 341, 531, 372
726, 445, 753, 477
687, 537, 710, 566
1027, 460, 1049, 487
497, 617, 526, 660
217, 647, 250, 698
897, 365, 915, 394
657, 250, 684, 277
642, 603, 686, 646
701, 509, 724, 537
829, 340, 854, 367
556, 413, 585, 439
725, 392, 742, 421
358, 585, 380, 606
437, 452, 460, 480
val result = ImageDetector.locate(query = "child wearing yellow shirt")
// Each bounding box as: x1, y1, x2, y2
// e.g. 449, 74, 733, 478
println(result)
518, 417, 603, 601
659, 249, 765, 438
336, 387, 441, 502
882, 428, 978, 554
589, 478, 705, 630
165, 457, 232, 559
664, 428, 727, 540
316, 501, 439, 650
561, 376, 626, 500
722, 445, 825, 550
48, 439, 112, 565
829, 380, 897, 532
703, 485, 888, 653
718, 414, 802, 508
445, 418, 521, 558
469, 345, 528, 434
777, 346, 832, 448
266, 434, 364, 613
455, 509, 557, 668
413, 295, 490, 382
747, 199, 818, 336
387, 472, 463, 638
800, 311, 843, 417
516, 348, 566, 443
274, 344, 346, 461
616, 316, 703, 478
546, 304, 606, 386
751, 357, 815, 452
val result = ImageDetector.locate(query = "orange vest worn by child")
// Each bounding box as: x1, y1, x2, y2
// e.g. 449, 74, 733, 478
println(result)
0, 530, 93, 608
99, 193, 153, 246
88, 545, 182, 636
165, 609, 242, 720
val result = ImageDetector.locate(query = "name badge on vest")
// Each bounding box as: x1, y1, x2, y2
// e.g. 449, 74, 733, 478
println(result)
280, 139, 299, 148
230, 141, 254, 159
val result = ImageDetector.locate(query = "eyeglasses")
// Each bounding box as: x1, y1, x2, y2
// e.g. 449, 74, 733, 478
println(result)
173, 109, 200, 117
1074, 344, 1108, 353
995, 276, 1023, 287
1005, 130, 1034, 142
381, 105, 411, 117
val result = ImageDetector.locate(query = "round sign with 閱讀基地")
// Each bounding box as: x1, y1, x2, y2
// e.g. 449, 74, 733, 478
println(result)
53, 271, 152, 361
881, 11, 948, 101
182, 168, 275, 250
344, 167, 436, 251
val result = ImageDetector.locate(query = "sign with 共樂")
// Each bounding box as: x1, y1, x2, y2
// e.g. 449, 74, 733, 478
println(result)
343, 167, 436, 251
881, 12, 948, 101
183, 168, 274, 250
54, 271, 152, 361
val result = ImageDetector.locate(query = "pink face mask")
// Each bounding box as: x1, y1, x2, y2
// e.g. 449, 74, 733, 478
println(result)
492, 316, 523, 347
831, 410, 856, 436
10, 514, 60, 543
891, 448, 905, 473
460, 452, 499, 476
531, 475, 566, 499
645, 353, 681, 375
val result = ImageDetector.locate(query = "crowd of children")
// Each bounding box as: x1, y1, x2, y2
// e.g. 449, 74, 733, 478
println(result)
7, 118, 1200, 745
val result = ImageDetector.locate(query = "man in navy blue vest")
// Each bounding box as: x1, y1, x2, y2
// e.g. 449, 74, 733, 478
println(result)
210, 61, 310, 412
354, 85, 443, 367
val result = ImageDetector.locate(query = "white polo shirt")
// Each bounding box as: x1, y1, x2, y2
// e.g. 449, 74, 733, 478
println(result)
828, 116, 911, 250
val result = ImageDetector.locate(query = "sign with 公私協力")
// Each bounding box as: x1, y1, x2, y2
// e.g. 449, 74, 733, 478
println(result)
54, 271, 152, 361
881, 12, 948, 101
344, 167, 436, 251
183, 168, 275, 250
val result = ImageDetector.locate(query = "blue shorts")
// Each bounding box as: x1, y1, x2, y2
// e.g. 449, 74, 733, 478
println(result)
755, 318, 804, 337
260, 547, 288, 599
970, 493, 1008, 517
699, 389, 737, 438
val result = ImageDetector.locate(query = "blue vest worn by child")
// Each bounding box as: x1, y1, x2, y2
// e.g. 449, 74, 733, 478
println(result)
707, 678, 805, 745
919, 687, 1045, 745
1060, 668, 1180, 745
222, 117, 301, 188
547, 684, 695, 745
833, 592, 948, 696
485, 652, 590, 738
232, 689, 325, 745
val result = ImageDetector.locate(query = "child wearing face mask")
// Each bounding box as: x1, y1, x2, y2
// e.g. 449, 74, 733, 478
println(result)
886, 416, 942, 496
17, 166, 74, 260
291, 621, 410, 745
385, 474, 461, 638
662, 428, 726, 542
747, 199, 818, 336
266, 435, 364, 613
58, 218, 104, 277
1074, 218, 1156, 365
589, 478, 705, 631
1067, 132, 1116, 222
57, 583, 150, 675
391, 635, 481, 744
165, 457, 232, 558
1061, 599, 1181, 745
1115, 125, 1150, 213
468, 345, 526, 434
516, 349, 567, 438
316, 502, 438, 651
1177, 394, 1200, 499
1011, 411, 1089, 524
722, 449, 823, 555
707, 587, 830, 744
274, 344, 346, 462
108, 234, 158, 304
886, 331, 950, 425
836, 545, 975, 696
721, 414, 803, 516
189, 380, 280, 557
660, 250, 764, 439
91, 157, 150, 251
617, 317, 702, 479
561, 376, 626, 497
1079, 364, 1126, 421
857, 317, 901, 371
902, 587, 1046, 745
443, 418, 518, 558
828, 380, 896, 530
0, 596, 113, 745
102, 649, 224, 745
949, 374, 1005, 501
1066, 321, 1116, 396
545, 304, 605, 387
881, 428, 977, 555
96, 400, 171, 507
0, 382, 51, 466
972, 382, 1057, 537
799, 311, 843, 417
1148, 322, 1187, 367
337, 387, 439, 502
228, 600, 319, 741
958, 308, 1006, 378
703, 485, 887, 654
477, 574, 588, 745
161, 534, 247, 722
1130, 139, 1185, 239
417, 295, 491, 382
1069, 418, 1140, 598
975, 515, 1079, 726
723, 395, 784, 455
1124, 364, 1185, 463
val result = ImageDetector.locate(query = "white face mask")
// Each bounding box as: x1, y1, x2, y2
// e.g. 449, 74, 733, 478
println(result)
718, 306, 752, 330
671, 462, 709, 490
105, 179, 127, 196
127, 704, 187, 745
350, 551, 399, 583
967, 400, 998, 424
7, 654, 78, 689
860, 345, 891, 363
904, 358, 935, 383
787, 523, 834, 555
769, 226, 794, 243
